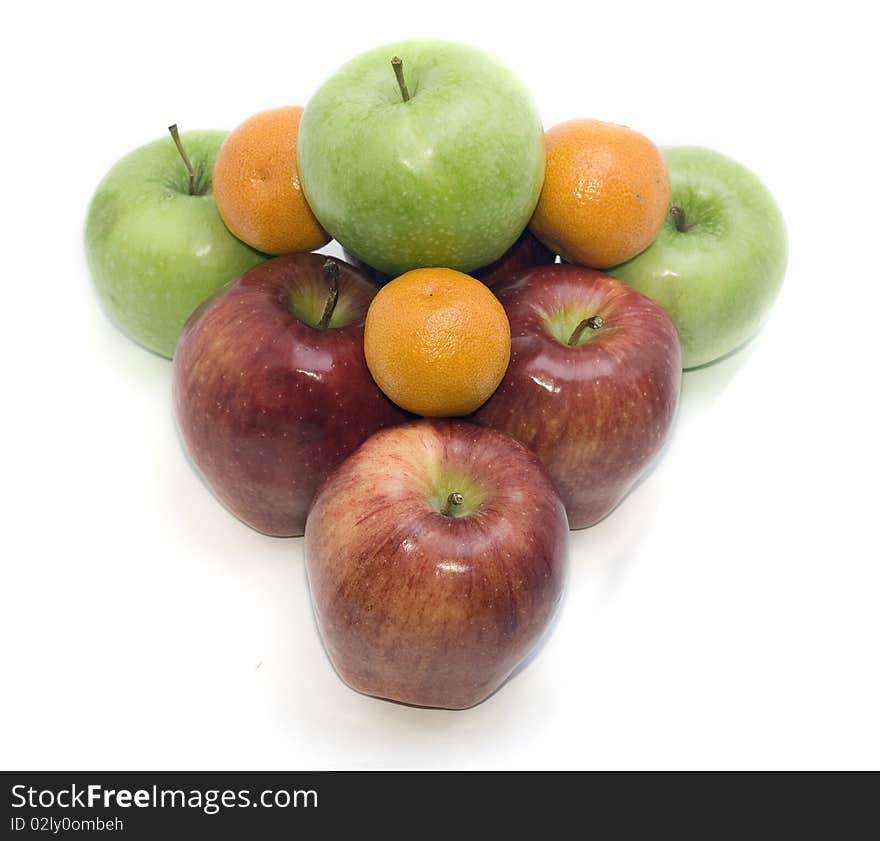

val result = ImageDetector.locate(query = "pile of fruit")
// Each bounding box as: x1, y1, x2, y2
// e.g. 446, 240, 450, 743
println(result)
85, 39, 787, 710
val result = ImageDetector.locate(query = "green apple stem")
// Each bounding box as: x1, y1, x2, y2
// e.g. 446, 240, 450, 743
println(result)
440, 492, 464, 517
568, 315, 605, 346
669, 206, 692, 233
318, 260, 340, 329
168, 124, 197, 196
391, 56, 411, 102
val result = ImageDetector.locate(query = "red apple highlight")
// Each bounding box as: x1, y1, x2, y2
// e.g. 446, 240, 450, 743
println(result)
474, 229, 556, 288
474, 264, 681, 529
305, 420, 568, 709
173, 253, 408, 537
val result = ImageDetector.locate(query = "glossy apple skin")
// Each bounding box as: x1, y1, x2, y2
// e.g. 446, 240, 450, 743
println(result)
609, 146, 787, 369
305, 420, 568, 709
298, 40, 545, 277
85, 131, 266, 358
173, 254, 408, 537
473, 264, 681, 529
474, 229, 557, 288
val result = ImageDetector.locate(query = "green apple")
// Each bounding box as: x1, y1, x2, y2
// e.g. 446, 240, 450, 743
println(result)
608, 147, 787, 369
85, 129, 265, 358
298, 40, 545, 277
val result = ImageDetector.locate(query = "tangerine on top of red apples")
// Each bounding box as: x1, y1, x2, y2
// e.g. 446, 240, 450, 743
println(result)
363, 268, 512, 418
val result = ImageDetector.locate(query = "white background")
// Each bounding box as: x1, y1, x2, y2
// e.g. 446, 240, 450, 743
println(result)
2, 0, 878, 770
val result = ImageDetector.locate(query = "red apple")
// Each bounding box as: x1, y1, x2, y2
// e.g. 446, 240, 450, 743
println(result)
173, 253, 408, 536
305, 420, 568, 709
474, 229, 556, 288
473, 264, 681, 529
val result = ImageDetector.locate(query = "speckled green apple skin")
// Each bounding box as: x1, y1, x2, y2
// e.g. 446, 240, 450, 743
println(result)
85, 131, 265, 358
298, 40, 545, 277
608, 147, 787, 369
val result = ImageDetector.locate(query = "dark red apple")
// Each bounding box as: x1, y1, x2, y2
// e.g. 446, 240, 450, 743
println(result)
474, 229, 556, 288
343, 229, 555, 288
305, 420, 568, 709
341, 248, 391, 285
473, 264, 681, 529
173, 253, 408, 537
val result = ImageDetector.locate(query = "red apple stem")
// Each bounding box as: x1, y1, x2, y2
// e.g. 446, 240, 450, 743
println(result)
669, 206, 691, 233
391, 56, 411, 102
168, 124, 197, 196
568, 315, 605, 346
318, 260, 340, 329
440, 492, 464, 517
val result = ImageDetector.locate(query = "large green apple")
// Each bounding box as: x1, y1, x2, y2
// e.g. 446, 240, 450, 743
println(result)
609, 147, 787, 369
298, 40, 545, 277
85, 130, 265, 358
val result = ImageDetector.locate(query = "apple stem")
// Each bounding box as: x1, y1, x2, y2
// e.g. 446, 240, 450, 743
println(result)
318, 260, 340, 329
568, 315, 605, 346
168, 124, 197, 196
391, 56, 411, 102
669, 206, 691, 233
440, 492, 464, 517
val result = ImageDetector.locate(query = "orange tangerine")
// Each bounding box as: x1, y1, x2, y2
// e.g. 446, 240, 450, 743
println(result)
213, 106, 329, 255
530, 118, 671, 268
364, 269, 511, 417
